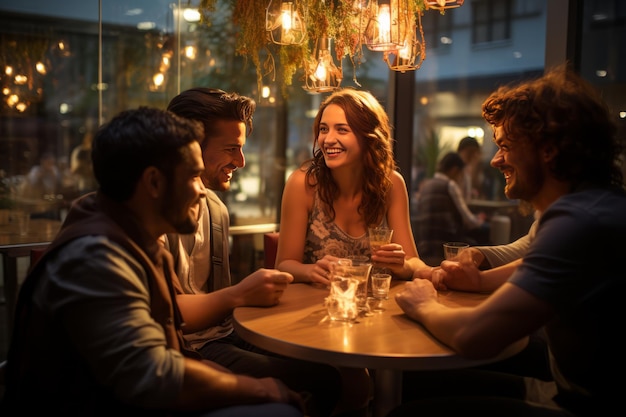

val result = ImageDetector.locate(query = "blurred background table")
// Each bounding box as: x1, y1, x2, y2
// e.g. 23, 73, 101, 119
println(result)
467, 198, 534, 243
466, 198, 518, 212
0, 217, 61, 337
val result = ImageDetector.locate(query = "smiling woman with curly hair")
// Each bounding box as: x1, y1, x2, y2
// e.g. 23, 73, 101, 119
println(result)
275, 88, 427, 284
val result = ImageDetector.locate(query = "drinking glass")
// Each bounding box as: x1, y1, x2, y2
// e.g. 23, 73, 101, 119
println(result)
369, 273, 392, 312
371, 273, 392, 300
329, 258, 352, 292
443, 242, 469, 260
326, 259, 359, 322
368, 227, 394, 252
344, 257, 372, 314
325, 276, 359, 322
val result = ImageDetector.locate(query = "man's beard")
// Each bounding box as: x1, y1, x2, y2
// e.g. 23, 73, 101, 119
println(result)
203, 173, 230, 192
162, 190, 199, 234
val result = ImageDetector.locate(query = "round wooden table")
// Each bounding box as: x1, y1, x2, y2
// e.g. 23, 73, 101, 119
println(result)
233, 281, 527, 417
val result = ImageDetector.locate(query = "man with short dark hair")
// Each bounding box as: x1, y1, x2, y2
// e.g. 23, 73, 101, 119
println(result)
2, 107, 303, 417
166, 88, 344, 417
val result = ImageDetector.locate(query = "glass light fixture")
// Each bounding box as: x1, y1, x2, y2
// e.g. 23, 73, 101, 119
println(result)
384, 13, 425, 72
424, 0, 465, 12
266, 0, 306, 45
363, 0, 411, 52
303, 37, 342, 94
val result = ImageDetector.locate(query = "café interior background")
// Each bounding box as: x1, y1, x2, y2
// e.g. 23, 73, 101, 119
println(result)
0, 0, 624, 283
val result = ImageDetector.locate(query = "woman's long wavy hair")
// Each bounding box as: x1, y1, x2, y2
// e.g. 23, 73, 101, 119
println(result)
482, 64, 623, 190
305, 88, 397, 227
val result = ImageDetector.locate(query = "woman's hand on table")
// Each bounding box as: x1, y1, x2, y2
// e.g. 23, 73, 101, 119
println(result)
371, 243, 414, 279
306, 255, 340, 286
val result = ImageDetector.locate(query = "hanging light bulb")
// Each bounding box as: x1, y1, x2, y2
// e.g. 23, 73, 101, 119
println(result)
384, 12, 425, 72
266, 1, 306, 45
303, 37, 343, 94
314, 59, 328, 82
363, 0, 410, 52
424, 0, 465, 12
377, 3, 391, 44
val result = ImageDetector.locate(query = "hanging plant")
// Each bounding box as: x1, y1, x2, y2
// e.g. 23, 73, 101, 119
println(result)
197, 1, 431, 96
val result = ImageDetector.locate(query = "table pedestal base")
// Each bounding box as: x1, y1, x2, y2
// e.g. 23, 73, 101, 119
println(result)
373, 369, 403, 417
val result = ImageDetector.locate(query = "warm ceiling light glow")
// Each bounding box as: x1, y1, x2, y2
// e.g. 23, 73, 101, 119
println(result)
314, 59, 328, 81
377, 4, 391, 44
183, 8, 201, 22
266, 1, 306, 45
14, 75, 28, 85
153, 73, 165, 87
261, 86, 271, 98
467, 127, 484, 139
36, 62, 47, 74
398, 41, 411, 60
364, 1, 412, 53
184, 45, 197, 60
303, 38, 342, 93
161, 55, 171, 70
7, 94, 19, 106
281, 7, 293, 31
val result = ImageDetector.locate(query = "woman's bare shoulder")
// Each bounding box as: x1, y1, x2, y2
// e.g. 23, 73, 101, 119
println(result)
390, 170, 408, 186
284, 167, 315, 199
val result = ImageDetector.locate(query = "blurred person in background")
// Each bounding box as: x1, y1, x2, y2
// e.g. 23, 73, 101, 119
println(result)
71, 127, 98, 195
456, 136, 483, 200
414, 151, 490, 265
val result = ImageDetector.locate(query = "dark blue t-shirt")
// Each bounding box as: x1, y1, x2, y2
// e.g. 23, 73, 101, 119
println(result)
509, 186, 626, 413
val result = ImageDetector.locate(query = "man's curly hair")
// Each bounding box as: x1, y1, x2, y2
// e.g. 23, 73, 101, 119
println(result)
482, 64, 623, 190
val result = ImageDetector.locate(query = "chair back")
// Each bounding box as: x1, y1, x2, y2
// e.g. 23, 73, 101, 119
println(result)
263, 232, 280, 269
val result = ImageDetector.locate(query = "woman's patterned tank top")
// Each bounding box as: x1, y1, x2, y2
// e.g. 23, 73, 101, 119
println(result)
302, 193, 387, 263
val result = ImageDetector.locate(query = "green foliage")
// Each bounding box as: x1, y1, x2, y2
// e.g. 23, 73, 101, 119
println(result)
197, 0, 430, 97
415, 129, 451, 179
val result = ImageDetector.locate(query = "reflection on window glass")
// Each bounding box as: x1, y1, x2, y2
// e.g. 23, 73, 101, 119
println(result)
1, 0, 623, 245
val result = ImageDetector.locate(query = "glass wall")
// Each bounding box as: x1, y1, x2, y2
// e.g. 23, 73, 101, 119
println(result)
1, 0, 625, 277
